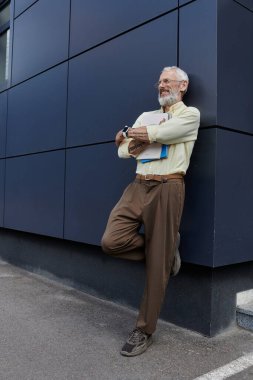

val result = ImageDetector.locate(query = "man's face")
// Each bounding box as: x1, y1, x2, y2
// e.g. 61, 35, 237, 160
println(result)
157, 70, 188, 107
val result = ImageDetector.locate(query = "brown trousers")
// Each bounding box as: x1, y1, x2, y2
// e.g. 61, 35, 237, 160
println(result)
101, 177, 185, 335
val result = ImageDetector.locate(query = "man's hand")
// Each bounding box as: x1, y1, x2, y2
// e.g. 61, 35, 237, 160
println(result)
115, 126, 150, 148
127, 127, 149, 142
115, 129, 124, 147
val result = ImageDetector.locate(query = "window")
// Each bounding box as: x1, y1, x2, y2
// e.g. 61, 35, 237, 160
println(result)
0, 0, 10, 85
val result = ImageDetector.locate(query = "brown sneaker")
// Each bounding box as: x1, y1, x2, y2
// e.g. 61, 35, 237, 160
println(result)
120, 328, 153, 357
171, 233, 181, 276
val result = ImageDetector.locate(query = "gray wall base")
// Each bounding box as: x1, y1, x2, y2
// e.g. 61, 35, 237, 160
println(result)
237, 311, 253, 332
0, 228, 253, 337
236, 303, 253, 332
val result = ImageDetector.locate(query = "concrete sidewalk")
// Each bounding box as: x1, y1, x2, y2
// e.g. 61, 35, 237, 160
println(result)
0, 260, 253, 380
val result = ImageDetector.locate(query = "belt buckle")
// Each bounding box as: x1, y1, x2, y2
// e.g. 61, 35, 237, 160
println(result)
144, 174, 151, 181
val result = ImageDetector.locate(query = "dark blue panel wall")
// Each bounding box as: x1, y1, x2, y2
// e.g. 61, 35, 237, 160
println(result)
0, 160, 5, 227
179, 0, 192, 5
7, 63, 68, 156
4, 151, 65, 237
182, 127, 253, 268
214, 130, 253, 266
179, 0, 217, 126
235, 0, 253, 11
70, 0, 178, 57
67, 12, 178, 147
14, 0, 37, 17
217, 0, 253, 133
3, 0, 253, 270
181, 128, 216, 266
12, 0, 70, 84
64, 144, 136, 244
0, 91, 7, 158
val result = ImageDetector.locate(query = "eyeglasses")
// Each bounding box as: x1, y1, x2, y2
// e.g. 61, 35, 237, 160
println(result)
154, 78, 184, 89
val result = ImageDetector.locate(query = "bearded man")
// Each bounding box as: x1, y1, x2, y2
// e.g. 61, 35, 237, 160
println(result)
101, 66, 200, 357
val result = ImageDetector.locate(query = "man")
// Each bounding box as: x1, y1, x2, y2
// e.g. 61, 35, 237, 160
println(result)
101, 66, 200, 357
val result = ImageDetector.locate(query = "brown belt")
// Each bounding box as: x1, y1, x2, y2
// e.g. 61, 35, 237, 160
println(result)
136, 173, 184, 182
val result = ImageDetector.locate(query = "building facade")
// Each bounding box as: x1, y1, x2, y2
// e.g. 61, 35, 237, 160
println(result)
0, 0, 253, 335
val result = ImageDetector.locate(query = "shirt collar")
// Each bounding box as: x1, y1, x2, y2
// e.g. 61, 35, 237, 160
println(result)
161, 101, 184, 114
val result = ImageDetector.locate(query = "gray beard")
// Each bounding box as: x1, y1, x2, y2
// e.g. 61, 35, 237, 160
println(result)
158, 94, 178, 107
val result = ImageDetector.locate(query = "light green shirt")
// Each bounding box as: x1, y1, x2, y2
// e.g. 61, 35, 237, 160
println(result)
118, 101, 200, 175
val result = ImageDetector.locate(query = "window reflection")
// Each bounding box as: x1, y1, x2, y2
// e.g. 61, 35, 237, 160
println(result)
0, 1, 10, 85
0, 3, 10, 28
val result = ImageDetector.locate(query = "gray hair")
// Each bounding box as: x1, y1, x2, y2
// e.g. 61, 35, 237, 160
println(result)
162, 66, 189, 95
162, 66, 189, 81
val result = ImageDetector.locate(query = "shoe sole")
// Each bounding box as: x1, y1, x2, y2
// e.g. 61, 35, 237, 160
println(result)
171, 233, 181, 277
120, 337, 153, 357
171, 249, 181, 276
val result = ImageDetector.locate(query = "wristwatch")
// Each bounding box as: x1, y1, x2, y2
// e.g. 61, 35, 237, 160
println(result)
122, 126, 130, 138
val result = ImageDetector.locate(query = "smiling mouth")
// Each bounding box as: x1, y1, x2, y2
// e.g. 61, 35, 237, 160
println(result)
160, 91, 170, 97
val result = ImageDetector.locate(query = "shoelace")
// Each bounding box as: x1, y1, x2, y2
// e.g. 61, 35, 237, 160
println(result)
128, 328, 146, 344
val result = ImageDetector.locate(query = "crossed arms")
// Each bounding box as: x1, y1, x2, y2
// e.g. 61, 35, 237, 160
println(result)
116, 107, 200, 158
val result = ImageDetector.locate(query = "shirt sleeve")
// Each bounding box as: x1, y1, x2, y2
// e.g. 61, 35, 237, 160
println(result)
118, 138, 132, 158
117, 114, 144, 158
146, 107, 200, 145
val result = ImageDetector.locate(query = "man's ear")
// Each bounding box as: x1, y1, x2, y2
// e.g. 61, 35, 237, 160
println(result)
180, 80, 188, 93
